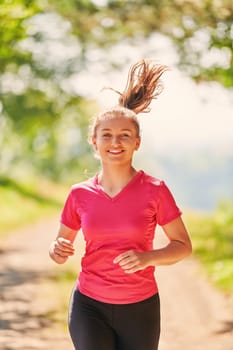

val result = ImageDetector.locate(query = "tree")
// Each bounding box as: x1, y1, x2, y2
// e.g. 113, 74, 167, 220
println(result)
47, 0, 233, 87
0, 0, 38, 72
0, 1, 97, 180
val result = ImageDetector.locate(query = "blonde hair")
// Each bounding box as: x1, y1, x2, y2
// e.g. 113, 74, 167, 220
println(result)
89, 59, 168, 140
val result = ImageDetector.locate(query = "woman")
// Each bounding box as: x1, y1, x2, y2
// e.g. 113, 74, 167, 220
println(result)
49, 59, 192, 350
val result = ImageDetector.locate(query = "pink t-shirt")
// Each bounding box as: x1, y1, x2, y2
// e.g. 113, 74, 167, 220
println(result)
60, 170, 182, 304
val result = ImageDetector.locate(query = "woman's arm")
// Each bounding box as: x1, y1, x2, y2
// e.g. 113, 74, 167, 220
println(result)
49, 224, 78, 264
114, 217, 192, 273
152, 216, 192, 265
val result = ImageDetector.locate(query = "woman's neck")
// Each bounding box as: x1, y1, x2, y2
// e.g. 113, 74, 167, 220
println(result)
98, 165, 137, 197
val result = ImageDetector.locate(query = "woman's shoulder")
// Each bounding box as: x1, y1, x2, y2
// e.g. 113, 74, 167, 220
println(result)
69, 175, 97, 193
141, 171, 178, 207
141, 170, 164, 187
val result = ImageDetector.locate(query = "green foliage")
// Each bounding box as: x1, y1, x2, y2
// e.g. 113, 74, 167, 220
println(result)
0, 0, 100, 181
186, 201, 233, 294
0, 175, 68, 235
0, 176, 61, 205
47, 0, 233, 87
0, 0, 40, 72
1, 81, 98, 180
170, 1, 233, 86
0, 0, 99, 180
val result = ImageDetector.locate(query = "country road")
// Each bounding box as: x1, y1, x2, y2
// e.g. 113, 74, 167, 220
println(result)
0, 218, 232, 350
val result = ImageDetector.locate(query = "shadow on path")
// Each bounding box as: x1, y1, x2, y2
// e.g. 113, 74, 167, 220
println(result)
0, 219, 72, 350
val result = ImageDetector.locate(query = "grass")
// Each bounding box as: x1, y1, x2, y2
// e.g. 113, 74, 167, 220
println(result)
0, 175, 68, 237
185, 201, 233, 295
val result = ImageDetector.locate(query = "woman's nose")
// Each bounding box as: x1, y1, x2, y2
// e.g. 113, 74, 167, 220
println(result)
111, 135, 121, 145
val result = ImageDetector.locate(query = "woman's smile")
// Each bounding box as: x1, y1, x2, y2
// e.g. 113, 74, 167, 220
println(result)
107, 149, 124, 154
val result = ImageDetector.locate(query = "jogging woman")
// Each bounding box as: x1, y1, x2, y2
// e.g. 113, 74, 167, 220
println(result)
49, 59, 192, 350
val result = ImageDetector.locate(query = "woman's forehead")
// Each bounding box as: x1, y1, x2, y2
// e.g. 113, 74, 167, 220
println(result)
98, 116, 136, 130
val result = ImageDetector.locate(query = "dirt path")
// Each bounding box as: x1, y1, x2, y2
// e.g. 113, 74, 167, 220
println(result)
0, 218, 232, 350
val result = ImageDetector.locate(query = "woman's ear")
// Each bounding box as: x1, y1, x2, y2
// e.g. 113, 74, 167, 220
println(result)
92, 136, 98, 151
135, 137, 141, 151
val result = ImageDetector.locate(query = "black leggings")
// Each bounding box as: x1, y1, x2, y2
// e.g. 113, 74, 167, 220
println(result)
68, 289, 160, 350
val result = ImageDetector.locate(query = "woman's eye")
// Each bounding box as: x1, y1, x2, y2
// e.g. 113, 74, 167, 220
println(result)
102, 134, 111, 138
121, 134, 130, 138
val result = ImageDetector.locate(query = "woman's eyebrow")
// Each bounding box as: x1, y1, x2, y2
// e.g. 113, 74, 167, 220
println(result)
100, 128, 132, 132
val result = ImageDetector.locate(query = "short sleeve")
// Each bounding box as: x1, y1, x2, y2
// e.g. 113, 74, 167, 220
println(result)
60, 188, 81, 231
156, 181, 182, 226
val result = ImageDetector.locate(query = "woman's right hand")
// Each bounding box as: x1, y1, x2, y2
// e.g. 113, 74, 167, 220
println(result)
49, 237, 75, 264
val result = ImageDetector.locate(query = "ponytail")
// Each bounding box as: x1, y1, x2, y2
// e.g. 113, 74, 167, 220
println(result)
116, 59, 168, 114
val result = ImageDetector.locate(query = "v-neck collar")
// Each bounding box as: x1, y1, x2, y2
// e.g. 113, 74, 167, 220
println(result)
94, 170, 143, 201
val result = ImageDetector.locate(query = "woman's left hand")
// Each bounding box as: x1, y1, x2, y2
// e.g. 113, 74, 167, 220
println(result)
113, 250, 152, 273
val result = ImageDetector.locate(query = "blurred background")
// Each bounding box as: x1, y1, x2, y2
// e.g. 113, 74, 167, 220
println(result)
0, 0, 232, 323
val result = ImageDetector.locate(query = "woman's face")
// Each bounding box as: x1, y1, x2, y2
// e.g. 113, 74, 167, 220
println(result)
92, 116, 141, 166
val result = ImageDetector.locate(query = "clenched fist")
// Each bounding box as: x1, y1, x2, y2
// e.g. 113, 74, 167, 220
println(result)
113, 250, 153, 273
49, 237, 75, 264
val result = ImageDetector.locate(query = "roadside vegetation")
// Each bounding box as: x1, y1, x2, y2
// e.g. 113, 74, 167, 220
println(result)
0, 175, 67, 237
185, 202, 233, 296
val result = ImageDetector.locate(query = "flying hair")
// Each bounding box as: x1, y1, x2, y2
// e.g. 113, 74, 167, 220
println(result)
115, 59, 169, 114
89, 59, 169, 141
